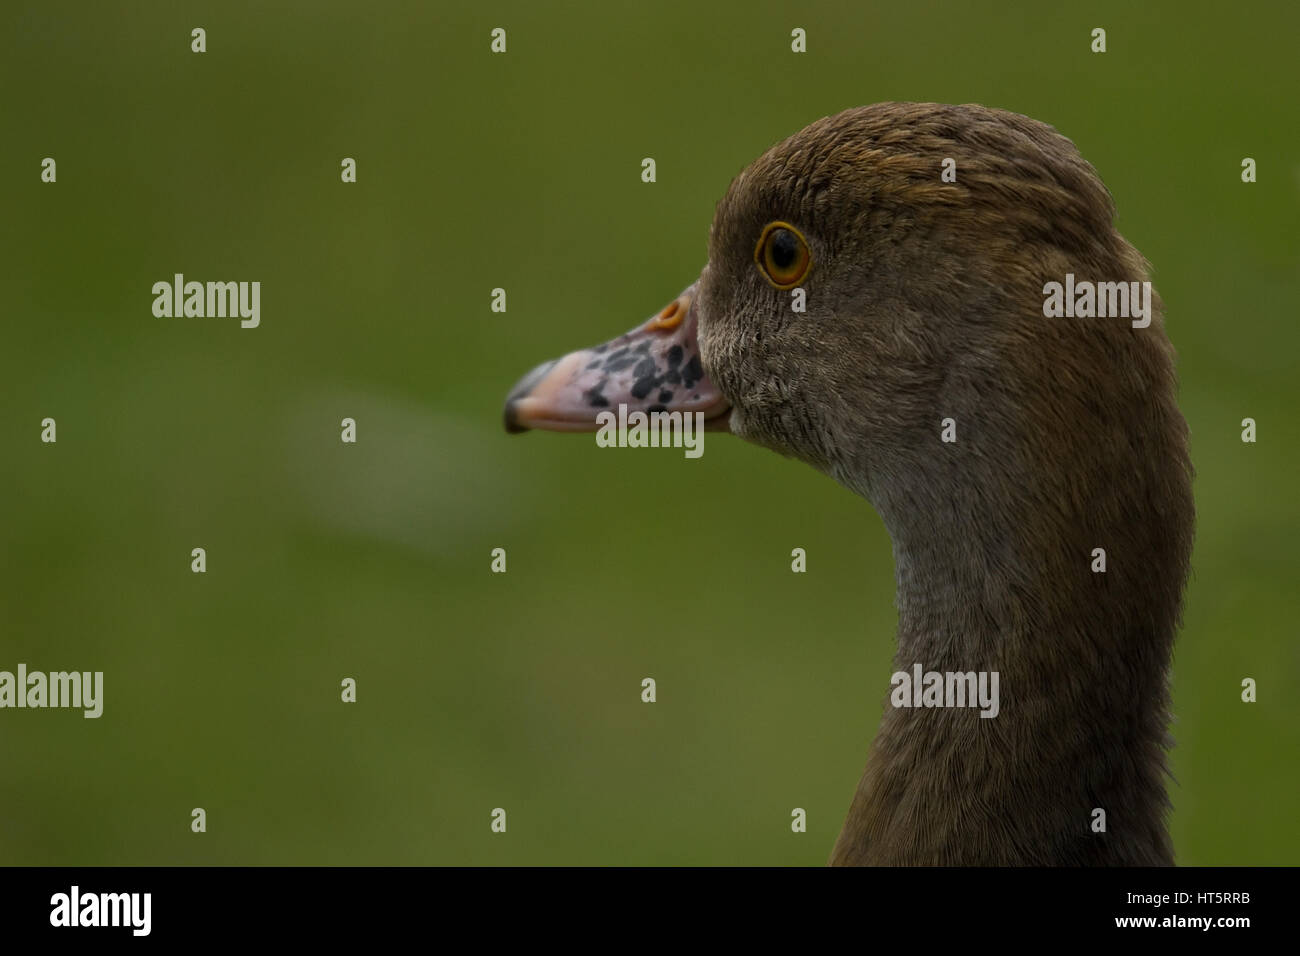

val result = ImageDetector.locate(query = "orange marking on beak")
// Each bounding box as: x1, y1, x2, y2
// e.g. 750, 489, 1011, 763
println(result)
646, 296, 688, 332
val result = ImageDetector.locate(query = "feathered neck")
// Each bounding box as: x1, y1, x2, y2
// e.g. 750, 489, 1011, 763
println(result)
827, 294, 1193, 865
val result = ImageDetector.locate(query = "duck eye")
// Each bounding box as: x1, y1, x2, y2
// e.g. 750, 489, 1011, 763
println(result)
755, 221, 811, 289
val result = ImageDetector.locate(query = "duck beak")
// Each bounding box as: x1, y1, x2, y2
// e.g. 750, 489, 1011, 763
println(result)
503, 280, 732, 434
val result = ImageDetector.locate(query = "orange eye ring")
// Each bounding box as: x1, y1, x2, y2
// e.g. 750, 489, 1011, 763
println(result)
754, 221, 811, 289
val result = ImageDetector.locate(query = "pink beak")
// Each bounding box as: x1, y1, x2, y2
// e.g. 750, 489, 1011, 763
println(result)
503, 279, 731, 434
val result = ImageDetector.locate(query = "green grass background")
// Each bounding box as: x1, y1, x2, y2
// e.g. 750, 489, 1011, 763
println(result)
1, 0, 1295, 865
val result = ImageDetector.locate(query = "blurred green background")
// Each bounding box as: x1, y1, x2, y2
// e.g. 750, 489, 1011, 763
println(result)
2, 1, 1296, 865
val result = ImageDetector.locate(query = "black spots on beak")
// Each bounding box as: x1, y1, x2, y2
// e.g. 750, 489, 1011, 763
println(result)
585, 377, 611, 407
682, 354, 704, 389
628, 350, 670, 401
603, 350, 637, 373
579, 337, 705, 409
665, 353, 683, 383
631, 375, 657, 400
598, 339, 654, 374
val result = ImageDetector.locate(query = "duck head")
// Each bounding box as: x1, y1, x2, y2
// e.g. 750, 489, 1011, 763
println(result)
503, 103, 1194, 866
505, 104, 1171, 500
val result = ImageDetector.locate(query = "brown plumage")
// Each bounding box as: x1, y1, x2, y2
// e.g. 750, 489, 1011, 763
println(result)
505, 103, 1195, 865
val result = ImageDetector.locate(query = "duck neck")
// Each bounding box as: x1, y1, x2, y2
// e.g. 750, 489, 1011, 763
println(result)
829, 442, 1186, 865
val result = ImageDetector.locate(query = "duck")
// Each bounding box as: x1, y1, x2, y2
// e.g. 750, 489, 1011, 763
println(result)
503, 102, 1195, 866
